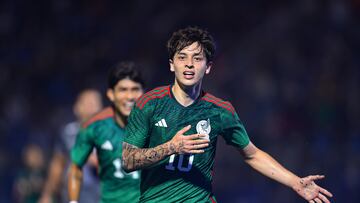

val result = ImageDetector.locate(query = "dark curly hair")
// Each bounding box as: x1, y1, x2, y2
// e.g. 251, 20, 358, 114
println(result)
167, 26, 216, 62
108, 61, 145, 89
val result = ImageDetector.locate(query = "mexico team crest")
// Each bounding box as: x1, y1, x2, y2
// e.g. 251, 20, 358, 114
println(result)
196, 119, 211, 140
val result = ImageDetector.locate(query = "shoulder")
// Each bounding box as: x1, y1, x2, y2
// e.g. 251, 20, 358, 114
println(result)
201, 92, 236, 115
82, 107, 114, 128
136, 85, 171, 110
62, 121, 80, 136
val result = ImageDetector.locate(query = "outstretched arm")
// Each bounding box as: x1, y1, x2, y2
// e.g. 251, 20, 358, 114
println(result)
67, 163, 83, 202
241, 142, 333, 203
122, 125, 209, 172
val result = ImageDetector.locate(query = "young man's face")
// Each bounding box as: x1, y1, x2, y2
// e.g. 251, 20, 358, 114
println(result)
107, 78, 143, 117
170, 42, 212, 87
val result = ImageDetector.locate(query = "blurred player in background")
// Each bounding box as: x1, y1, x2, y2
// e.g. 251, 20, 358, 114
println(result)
39, 89, 103, 203
14, 144, 46, 203
122, 27, 333, 203
68, 62, 144, 203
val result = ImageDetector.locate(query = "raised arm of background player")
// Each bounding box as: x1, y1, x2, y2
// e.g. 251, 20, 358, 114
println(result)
122, 125, 209, 172
240, 142, 333, 203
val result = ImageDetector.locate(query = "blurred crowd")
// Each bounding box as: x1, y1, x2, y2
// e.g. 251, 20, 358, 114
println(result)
0, 0, 359, 202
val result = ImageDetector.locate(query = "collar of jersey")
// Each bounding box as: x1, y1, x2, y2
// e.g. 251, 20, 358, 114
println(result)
169, 84, 205, 109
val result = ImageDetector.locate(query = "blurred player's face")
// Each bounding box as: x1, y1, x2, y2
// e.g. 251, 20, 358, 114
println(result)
107, 78, 143, 117
74, 90, 103, 121
170, 42, 212, 88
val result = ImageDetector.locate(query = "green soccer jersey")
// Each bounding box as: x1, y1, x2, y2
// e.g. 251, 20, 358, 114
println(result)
125, 85, 250, 203
71, 107, 140, 203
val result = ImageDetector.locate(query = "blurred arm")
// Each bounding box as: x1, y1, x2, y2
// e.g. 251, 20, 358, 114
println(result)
87, 151, 98, 168
38, 152, 66, 203
67, 163, 83, 202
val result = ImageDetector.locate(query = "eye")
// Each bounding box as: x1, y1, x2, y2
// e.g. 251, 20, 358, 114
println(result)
178, 56, 186, 60
117, 87, 127, 92
194, 57, 203, 61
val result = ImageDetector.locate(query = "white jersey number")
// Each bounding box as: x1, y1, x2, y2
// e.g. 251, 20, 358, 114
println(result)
165, 154, 194, 172
113, 158, 139, 179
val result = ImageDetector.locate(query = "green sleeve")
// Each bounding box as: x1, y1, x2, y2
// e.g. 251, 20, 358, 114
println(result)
71, 127, 94, 167
220, 110, 250, 149
124, 104, 151, 148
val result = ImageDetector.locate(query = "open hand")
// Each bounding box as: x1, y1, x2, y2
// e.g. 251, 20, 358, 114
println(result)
169, 125, 209, 154
293, 175, 333, 203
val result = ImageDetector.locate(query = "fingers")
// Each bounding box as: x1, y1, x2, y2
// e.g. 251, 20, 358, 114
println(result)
184, 140, 209, 153
309, 200, 315, 203
185, 133, 208, 140
319, 187, 333, 198
308, 175, 325, 181
314, 198, 322, 203
189, 149, 206, 154
188, 139, 210, 145
180, 137, 209, 154
318, 193, 330, 203
177, 125, 192, 134
188, 143, 209, 149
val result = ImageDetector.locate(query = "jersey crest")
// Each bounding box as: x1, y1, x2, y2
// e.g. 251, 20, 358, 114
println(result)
196, 119, 211, 140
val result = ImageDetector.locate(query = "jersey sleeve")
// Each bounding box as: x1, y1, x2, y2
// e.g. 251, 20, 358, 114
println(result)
220, 110, 250, 149
124, 104, 151, 148
70, 127, 94, 168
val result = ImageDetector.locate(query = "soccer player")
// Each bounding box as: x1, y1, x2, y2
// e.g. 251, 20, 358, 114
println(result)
68, 62, 144, 203
39, 89, 102, 203
122, 27, 333, 203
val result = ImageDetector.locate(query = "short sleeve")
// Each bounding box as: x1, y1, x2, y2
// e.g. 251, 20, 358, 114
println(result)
124, 104, 151, 148
220, 111, 250, 149
70, 127, 94, 167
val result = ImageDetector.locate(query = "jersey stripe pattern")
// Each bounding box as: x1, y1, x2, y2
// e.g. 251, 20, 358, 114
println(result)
125, 85, 250, 203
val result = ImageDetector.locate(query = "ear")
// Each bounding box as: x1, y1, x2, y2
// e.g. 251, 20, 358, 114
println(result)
169, 59, 175, 72
106, 89, 115, 102
205, 62, 213, 75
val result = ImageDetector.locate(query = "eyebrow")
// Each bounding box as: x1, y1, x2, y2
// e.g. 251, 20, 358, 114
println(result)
177, 51, 203, 56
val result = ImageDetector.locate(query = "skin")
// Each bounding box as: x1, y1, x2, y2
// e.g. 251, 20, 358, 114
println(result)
38, 90, 102, 203
68, 78, 143, 202
122, 41, 333, 203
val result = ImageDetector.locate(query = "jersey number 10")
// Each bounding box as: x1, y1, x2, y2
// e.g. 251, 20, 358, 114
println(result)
165, 154, 194, 172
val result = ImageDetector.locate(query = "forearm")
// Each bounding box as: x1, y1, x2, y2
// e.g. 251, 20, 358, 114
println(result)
244, 148, 300, 188
42, 154, 65, 196
68, 164, 83, 201
122, 141, 176, 172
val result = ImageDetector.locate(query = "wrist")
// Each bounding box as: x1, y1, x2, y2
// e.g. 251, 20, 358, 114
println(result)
290, 176, 302, 190
165, 141, 177, 155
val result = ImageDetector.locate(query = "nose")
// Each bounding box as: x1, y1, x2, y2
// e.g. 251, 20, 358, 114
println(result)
185, 59, 194, 69
125, 91, 136, 101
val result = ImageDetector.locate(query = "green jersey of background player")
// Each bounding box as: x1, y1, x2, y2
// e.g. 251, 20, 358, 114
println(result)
122, 27, 333, 203
68, 62, 145, 203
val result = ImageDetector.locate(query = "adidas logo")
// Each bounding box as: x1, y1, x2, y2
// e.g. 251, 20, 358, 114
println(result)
101, 140, 113, 151
155, 119, 167, 127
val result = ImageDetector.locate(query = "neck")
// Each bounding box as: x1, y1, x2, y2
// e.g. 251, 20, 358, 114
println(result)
114, 108, 127, 128
172, 80, 202, 107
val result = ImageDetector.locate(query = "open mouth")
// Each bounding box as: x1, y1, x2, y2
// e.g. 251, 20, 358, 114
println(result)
183, 71, 195, 79
125, 101, 135, 108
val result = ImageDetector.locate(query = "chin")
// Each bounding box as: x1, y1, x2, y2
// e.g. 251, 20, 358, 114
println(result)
181, 81, 199, 87
118, 107, 130, 117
